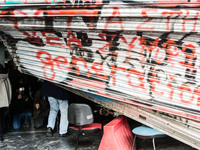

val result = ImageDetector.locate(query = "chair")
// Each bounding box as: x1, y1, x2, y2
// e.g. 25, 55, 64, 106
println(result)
131, 125, 166, 150
98, 115, 134, 150
68, 103, 102, 150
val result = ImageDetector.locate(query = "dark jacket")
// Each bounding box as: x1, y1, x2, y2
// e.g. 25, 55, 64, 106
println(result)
11, 84, 32, 115
42, 81, 69, 100
33, 87, 48, 119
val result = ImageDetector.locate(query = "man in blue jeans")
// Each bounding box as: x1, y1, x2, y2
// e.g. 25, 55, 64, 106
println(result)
13, 111, 32, 130
11, 76, 32, 130
42, 80, 70, 137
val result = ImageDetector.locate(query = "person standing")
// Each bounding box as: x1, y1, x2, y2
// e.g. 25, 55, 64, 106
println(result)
7, 60, 22, 95
0, 64, 12, 142
42, 80, 70, 137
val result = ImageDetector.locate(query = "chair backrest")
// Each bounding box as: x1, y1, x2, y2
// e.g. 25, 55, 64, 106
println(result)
68, 103, 94, 126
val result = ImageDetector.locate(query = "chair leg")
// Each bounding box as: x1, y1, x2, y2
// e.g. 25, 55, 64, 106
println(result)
131, 135, 136, 150
152, 138, 156, 150
75, 127, 82, 150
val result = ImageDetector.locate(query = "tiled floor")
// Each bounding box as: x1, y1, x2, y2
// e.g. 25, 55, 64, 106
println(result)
0, 117, 198, 150
0, 127, 102, 150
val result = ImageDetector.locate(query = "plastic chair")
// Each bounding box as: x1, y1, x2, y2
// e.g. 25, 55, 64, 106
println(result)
68, 103, 101, 150
131, 125, 166, 150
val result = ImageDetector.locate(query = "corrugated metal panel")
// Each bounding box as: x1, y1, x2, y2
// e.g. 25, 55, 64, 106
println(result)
1, 0, 200, 121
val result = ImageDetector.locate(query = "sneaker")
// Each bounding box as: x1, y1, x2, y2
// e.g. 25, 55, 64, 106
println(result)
46, 127, 53, 137
59, 132, 70, 137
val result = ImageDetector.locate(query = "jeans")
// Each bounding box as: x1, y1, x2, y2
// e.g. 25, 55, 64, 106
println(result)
13, 111, 32, 130
47, 97, 69, 134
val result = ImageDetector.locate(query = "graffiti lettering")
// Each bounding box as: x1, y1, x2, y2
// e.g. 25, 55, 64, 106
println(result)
66, 32, 82, 48
104, 7, 124, 31
182, 11, 199, 32
136, 9, 157, 31
70, 46, 94, 63
37, 50, 70, 80
3, 1, 200, 119
42, 32, 64, 47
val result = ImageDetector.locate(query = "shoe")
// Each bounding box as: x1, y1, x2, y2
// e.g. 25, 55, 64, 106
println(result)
59, 132, 70, 137
23, 124, 31, 128
46, 127, 53, 137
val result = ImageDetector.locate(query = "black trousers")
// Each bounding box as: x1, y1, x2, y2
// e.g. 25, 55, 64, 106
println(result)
34, 110, 48, 129
0, 107, 10, 135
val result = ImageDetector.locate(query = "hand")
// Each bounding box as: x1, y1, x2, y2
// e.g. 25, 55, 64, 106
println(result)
35, 103, 40, 109
17, 94, 22, 99
25, 97, 28, 101
99, 108, 109, 116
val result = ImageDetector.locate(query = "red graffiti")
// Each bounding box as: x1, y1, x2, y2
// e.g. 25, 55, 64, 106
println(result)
182, 11, 199, 32
42, 9, 99, 17
179, 84, 194, 104
194, 87, 200, 106
126, 68, 146, 92
104, 7, 124, 31
161, 10, 183, 31
2, 10, 27, 29
98, 33, 118, 53
162, 40, 179, 65
36, 50, 69, 80
136, 9, 157, 31
180, 44, 197, 69
121, 36, 137, 52
42, 32, 64, 47
110, 64, 127, 86
167, 75, 174, 100
66, 32, 82, 49
91, 62, 108, 80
